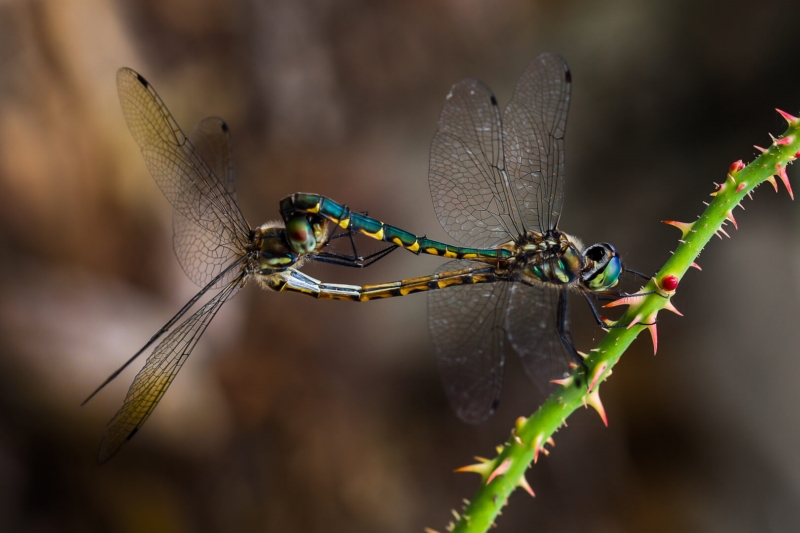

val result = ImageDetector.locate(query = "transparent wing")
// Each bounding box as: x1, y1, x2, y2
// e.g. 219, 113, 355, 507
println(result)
429, 79, 520, 248
97, 273, 244, 464
117, 68, 250, 268
505, 283, 572, 394
503, 52, 571, 233
173, 117, 243, 287
428, 259, 510, 423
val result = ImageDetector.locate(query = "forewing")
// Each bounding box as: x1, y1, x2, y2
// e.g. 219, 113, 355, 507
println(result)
503, 52, 571, 233
429, 79, 519, 248
117, 68, 250, 267
97, 274, 244, 464
505, 283, 572, 394
173, 117, 243, 287
428, 259, 510, 423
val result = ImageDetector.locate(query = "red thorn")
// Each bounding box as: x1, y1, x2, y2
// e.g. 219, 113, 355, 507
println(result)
776, 163, 794, 200
690, 262, 702, 271
588, 363, 607, 392
775, 135, 794, 146
518, 474, 536, 497
729, 160, 745, 174
662, 220, 694, 238
647, 323, 658, 355
532, 434, 543, 464
736, 182, 746, 193
455, 457, 493, 477
661, 274, 679, 291
585, 388, 608, 427
550, 376, 574, 387
725, 210, 738, 230
600, 316, 617, 327
766, 175, 779, 192
486, 458, 512, 484
663, 300, 683, 316
754, 145, 767, 153
777, 109, 800, 124
626, 314, 644, 330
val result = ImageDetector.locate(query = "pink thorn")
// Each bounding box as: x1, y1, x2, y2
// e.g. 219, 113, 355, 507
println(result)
776, 163, 794, 200
550, 376, 574, 387
518, 474, 536, 498
663, 300, 683, 316
661, 275, 679, 292
754, 145, 767, 153
626, 314, 644, 330
766, 175, 779, 192
775, 135, 794, 146
662, 220, 694, 238
690, 262, 702, 271
718, 227, 731, 238
729, 160, 745, 174
487, 458, 512, 484
546, 437, 555, 447
725, 210, 738, 230
532, 434, 543, 464
603, 294, 646, 308
777, 108, 800, 124
736, 182, 746, 193
588, 363, 607, 392
585, 388, 608, 427
647, 323, 658, 355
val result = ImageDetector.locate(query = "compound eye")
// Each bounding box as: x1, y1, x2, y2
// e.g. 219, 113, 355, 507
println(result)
588, 255, 621, 290
286, 215, 317, 254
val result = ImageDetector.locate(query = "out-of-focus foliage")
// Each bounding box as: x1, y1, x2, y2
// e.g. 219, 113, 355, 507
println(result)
1, 0, 800, 531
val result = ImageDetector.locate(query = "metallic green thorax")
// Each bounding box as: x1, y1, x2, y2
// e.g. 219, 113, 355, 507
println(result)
280, 193, 512, 261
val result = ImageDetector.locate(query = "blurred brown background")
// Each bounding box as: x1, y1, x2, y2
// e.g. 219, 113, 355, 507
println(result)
1, 0, 800, 531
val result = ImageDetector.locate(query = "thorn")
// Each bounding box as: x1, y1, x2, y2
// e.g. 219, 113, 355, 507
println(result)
663, 300, 683, 316
541, 448, 550, 456
551, 376, 574, 387
754, 145, 767, 153
532, 434, 544, 464
662, 220, 694, 239
588, 362, 608, 392
511, 429, 524, 446
717, 227, 730, 238
603, 294, 647, 308
455, 457, 494, 479
584, 387, 608, 426
626, 313, 644, 329
729, 160, 745, 174
514, 416, 526, 436
775, 135, 794, 146
547, 437, 555, 447
577, 350, 588, 360
647, 322, 658, 355
690, 262, 702, 271
777, 108, 800, 124
725, 209, 738, 229
736, 182, 746, 193
518, 474, 536, 497
776, 163, 794, 200
601, 316, 617, 327
766, 175, 779, 192
747, 190, 754, 200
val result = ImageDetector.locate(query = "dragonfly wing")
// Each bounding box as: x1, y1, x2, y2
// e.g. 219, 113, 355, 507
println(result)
173, 117, 242, 287
505, 283, 572, 394
503, 52, 571, 233
97, 273, 244, 464
428, 259, 510, 423
429, 79, 519, 248
117, 68, 250, 267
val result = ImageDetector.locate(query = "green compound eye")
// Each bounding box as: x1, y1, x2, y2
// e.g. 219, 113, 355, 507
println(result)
587, 255, 621, 290
286, 215, 317, 254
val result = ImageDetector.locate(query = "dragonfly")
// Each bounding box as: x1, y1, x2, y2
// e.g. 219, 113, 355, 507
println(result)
86, 68, 396, 464
280, 53, 645, 423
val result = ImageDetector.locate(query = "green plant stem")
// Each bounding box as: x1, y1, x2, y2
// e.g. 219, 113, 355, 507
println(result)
445, 118, 800, 533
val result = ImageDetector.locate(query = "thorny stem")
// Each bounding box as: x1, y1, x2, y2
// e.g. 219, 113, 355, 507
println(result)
441, 113, 800, 533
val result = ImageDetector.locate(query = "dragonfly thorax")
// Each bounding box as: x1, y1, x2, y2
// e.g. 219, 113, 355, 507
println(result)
517, 230, 585, 286
254, 223, 298, 273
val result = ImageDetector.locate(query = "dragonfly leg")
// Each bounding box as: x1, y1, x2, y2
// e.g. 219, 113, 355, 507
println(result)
558, 289, 588, 374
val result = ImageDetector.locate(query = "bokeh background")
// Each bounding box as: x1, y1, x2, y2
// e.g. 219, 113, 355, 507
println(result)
1, 0, 800, 531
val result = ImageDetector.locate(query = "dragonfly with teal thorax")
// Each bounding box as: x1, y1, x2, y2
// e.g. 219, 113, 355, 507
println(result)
279, 53, 643, 423
85, 68, 399, 463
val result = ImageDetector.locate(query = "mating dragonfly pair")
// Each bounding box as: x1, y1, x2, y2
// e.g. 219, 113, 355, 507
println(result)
86, 53, 642, 463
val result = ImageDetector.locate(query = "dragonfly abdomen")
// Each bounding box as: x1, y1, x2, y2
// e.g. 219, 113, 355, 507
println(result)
281, 193, 512, 261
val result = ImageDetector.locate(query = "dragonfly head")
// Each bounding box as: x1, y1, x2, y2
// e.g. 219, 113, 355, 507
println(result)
286, 214, 327, 255
255, 224, 298, 272
581, 242, 621, 291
